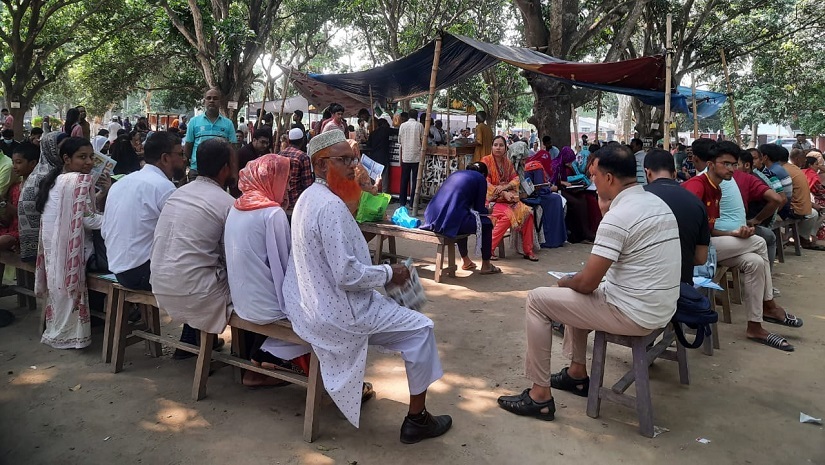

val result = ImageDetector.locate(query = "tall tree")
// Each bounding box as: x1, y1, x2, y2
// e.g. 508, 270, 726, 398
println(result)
160, 0, 282, 121
0, 0, 137, 136
627, 0, 825, 137
515, 0, 648, 146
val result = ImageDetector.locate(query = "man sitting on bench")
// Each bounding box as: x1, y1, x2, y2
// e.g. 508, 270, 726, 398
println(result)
683, 140, 802, 351
150, 138, 235, 358
224, 154, 311, 386
421, 162, 500, 275
497, 144, 680, 421
283, 130, 452, 444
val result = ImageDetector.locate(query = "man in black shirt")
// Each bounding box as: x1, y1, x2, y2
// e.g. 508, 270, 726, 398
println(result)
643, 149, 710, 283
368, 117, 392, 193
291, 110, 307, 150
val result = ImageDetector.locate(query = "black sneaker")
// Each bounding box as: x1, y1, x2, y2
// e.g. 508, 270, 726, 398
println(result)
399, 410, 452, 444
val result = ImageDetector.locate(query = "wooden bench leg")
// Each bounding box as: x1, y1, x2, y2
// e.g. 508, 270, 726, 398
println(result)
15, 267, 26, 309
773, 227, 785, 263
497, 239, 506, 259
101, 287, 119, 363
729, 268, 742, 305
388, 237, 397, 264
144, 305, 162, 357
111, 291, 129, 373
373, 234, 385, 265
711, 322, 720, 350
231, 326, 245, 383
674, 325, 690, 385
791, 222, 802, 256
192, 331, 216, 401
434, 243, 445, 283
447, 242, 456, 277
631, 337, 655, 438
25, 270, 37, 311
303, 351, 324, 443
586, 331, 607, 419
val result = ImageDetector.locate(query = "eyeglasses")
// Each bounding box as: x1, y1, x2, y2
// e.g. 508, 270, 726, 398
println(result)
327, 156, 359, 166
715, 161, 739, 169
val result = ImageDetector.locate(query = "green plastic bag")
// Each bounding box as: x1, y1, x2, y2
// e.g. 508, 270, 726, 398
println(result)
355, 191, 391, 223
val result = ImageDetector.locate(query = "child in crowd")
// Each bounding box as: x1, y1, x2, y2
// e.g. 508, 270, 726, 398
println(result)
0, 142, 38, 251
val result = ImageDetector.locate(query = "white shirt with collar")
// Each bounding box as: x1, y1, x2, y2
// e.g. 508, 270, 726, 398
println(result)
102, 164, 176, 274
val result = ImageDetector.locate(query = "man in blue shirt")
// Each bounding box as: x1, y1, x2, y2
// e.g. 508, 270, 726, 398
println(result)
184, 88, 237, 179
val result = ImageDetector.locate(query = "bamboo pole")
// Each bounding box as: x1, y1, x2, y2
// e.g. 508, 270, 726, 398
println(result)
692, 74, 699, 139
257, 77, 270, 130
275, 68, 293, 146
412, 34, 443, 216
368, 85, 375, 132
595, 92, 602, 143
445, 88, 452, 177
571, 104, 579, 149
719, 49, 741, 145
663, 14, 673, 151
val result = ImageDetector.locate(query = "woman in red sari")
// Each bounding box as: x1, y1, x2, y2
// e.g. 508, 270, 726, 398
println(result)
481, 136, 538, 261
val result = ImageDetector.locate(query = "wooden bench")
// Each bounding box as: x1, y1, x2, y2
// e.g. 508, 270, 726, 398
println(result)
586, 323, 690, 438
359, 221, 469, 283
110, 284, 167, 373
0, 250, 36, 311
772, 218, 802, 263
193, 315, 324, 442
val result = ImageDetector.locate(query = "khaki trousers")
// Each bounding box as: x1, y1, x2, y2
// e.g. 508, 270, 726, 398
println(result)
524, 287, 650, 387
711, 235, 771, 323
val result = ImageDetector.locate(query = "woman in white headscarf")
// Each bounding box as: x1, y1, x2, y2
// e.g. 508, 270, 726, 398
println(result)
92, 135, 110, 154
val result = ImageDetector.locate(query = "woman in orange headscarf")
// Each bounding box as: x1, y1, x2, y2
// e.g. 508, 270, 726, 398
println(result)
226, 154, 312, 385
481, 135, 538, 261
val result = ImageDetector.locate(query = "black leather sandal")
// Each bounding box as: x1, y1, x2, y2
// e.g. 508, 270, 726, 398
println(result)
497, 389, 555, 420
550, 367, 590, 397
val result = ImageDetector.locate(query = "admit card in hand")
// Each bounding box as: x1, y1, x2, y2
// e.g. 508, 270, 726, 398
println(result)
361, 154, 385, 181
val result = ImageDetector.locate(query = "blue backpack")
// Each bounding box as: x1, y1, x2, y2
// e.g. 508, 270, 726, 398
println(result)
672, 283, 718, 349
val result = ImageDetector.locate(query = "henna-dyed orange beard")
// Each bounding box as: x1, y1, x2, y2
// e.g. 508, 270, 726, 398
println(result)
326, 167, 362, 215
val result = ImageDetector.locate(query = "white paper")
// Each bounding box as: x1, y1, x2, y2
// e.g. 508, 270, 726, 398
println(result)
696, 437, 711, 444
653, 426, 670, 438
385, 258, 427, 311
800, 412, 823, 424
548, 271, 576, 280
360, 154, 385, 181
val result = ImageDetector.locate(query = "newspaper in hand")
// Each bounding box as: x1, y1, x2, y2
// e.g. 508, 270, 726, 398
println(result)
360, 153, 385, 181
90, 152, 117, 185
385, 257, 427, 311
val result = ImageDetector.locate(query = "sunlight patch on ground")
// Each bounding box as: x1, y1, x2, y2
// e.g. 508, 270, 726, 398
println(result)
8, 367, 56, 386
139, 398, 210, 433
297, 451, 336, 465
813, 314, 825, 321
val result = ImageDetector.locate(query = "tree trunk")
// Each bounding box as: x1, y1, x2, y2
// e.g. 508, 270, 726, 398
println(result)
617, 95, 633, 143
525, 74, 572, 149
631, 101, 665, 139
8, 103, 28, 140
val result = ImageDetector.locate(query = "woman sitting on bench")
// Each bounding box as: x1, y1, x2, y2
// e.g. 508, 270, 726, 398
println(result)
421, 163, 501, 275
481, 136, 539, 261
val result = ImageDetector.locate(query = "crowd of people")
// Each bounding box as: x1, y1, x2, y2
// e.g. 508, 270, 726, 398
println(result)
1, 87, 815, 441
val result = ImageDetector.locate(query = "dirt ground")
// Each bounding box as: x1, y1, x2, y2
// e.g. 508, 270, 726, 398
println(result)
1, 237, 824, 465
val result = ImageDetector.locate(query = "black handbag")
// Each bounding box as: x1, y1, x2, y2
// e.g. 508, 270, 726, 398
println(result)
86, 229, 109, 273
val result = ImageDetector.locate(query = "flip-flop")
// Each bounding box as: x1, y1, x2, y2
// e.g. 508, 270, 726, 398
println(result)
489, 254, 499, 261
801, 243, 825, 251
748, 333, 794, 352
763, 312, 804, 328
461, 263, 477, 271
523, 254, 539, 262
480, 265, 502, 275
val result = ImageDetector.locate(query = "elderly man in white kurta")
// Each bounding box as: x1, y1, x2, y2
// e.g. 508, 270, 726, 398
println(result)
151, 139, 235, 354
225, 154, 312, 386
282, 130, 452, 444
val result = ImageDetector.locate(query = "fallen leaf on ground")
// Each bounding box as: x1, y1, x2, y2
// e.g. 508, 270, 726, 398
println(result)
69, 384, 81, 391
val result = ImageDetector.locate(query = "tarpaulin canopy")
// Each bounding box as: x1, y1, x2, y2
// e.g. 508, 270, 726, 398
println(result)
302, 32, 725, 117
280, 66, 369, 117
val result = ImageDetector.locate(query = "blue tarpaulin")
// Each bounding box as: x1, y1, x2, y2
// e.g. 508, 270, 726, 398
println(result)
301, 33, 726, 117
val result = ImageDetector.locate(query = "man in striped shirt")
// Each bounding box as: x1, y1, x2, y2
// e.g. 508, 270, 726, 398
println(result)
498, 144, 680, 421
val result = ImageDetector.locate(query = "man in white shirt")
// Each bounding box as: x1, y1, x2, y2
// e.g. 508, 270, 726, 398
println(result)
397, 111, 424, 207
107, 117, 122, 143
498, 144, 680, 421
102, 131, 186, 290
283, 130, 452, 443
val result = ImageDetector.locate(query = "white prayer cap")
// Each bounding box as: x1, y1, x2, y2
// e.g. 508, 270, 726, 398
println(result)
308, 129, 346, 158
288, 128, 304, 140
